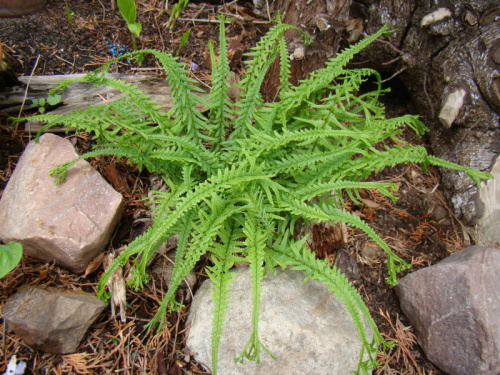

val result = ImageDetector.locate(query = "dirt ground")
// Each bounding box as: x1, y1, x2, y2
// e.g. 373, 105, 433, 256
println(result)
0, 0, 466, 373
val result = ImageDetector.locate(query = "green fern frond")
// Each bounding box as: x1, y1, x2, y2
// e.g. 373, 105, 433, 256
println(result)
335, 145, 431, 181
249, 128, 372, 158
206, 16, 233, 150
230, 54, 277, 140
426, 155, 493, 185
276, 16, 292, 96
108, 49, 208, 143
147, 195, 246, 331
49, 147, 145, 183
238, 19, 297, 93
235, 196, 275, 363
318, 204, 410, 284
207, 256, 235, 374
268, 147, 365, 175
267, 237, 384, 372
280, 197, 409, 284
207, 220, 242, 374
294, 180, 398, 202
262, 26, 389, 125
25, 19, 493, 375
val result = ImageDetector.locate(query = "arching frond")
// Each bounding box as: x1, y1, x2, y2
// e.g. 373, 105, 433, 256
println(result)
23, 19, 492, 375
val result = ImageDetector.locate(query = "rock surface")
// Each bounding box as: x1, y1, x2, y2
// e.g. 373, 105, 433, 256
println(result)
396, 246, 500, 375
186, 267, 372, 375
475, 157, 500, 245
0, 133, 123, 273
2, 285, 105, 354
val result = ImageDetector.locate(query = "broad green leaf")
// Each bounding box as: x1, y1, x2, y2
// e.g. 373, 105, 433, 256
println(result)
117, 0, 136, 25
0, 242, 23, 279
128, 22, 142, 37
47, 94, 62, 106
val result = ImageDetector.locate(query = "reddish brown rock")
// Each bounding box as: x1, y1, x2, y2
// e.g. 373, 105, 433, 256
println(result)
396, 246, 500, 375
0, 133, 123, 273
2, 285, 105, 354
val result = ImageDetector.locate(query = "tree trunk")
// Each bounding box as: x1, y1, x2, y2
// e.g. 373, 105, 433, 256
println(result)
257, 0, 500, 245
261, 0, 351, 101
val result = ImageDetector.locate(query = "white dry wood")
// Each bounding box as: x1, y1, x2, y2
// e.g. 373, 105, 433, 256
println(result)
0, 73, 207, 133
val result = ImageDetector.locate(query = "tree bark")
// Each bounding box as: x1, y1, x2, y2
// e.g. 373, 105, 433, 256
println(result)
359, 1, 500, 237
257, 0, 500, 244
261, 0, 351, 101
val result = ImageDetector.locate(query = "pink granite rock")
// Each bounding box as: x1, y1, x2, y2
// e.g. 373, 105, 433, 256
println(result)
0, 133, 123, 273
2, 285, 105, 354
396, 246, 500, 375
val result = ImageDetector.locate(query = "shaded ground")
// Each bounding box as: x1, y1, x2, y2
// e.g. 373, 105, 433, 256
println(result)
0, 0, 464, 373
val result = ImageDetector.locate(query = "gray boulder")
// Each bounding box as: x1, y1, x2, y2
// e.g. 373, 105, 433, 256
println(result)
186, 267, 373, 375
2, 285, 105, 354
396, 246, 500, 375
0, 133, 123, 273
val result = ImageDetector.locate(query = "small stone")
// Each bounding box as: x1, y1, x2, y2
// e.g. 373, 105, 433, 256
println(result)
438, 88, 467, 128
0, 134, 123, 273
421, 8, 452, 27
431, 204, 448, 221
186, 267, 373, 375
335, 249, 360, 280
464, 10, 477, 26
2, 285, 105, 354
361, 243, 387, 262
291, 44, 305, 60
396, 246, 500, 375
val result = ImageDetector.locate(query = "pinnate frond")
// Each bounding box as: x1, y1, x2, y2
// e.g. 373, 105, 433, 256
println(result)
24, 19, 493, 375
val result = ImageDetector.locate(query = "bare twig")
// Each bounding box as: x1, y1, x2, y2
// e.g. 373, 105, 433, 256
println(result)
382, 55, 402, 66
381, 66, 407, 83
17, 54, 40, 137
423, 73, 435, 119
373, 38, 403, 55
176, 16, 269, 24
265, 0, 271, 21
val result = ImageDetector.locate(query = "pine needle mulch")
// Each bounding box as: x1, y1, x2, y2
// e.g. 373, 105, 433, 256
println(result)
0, 126, 208, 374
0, 255, 211, 374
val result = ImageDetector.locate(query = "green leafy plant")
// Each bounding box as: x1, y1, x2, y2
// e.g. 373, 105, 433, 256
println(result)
31, 94, 62, 114
18, 17, 491, 374
166, 0, 189, 30
176, 29, 191, 56
117, 0, 141, 51
65, 1, 75, 31
0, 242, 23, 279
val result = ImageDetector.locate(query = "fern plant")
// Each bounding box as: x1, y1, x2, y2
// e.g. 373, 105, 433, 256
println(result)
18, 17, 491, 374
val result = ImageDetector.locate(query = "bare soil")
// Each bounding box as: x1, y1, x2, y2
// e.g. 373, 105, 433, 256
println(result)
0, 1, 462, 373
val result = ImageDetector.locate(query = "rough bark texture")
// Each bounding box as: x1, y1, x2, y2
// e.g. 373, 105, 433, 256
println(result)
257, 0, 500, 244
360, 0, 500, 243
261, 0, 352, 101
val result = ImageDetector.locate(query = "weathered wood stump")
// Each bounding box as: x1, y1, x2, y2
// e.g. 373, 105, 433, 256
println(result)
0, 73, 207, 132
